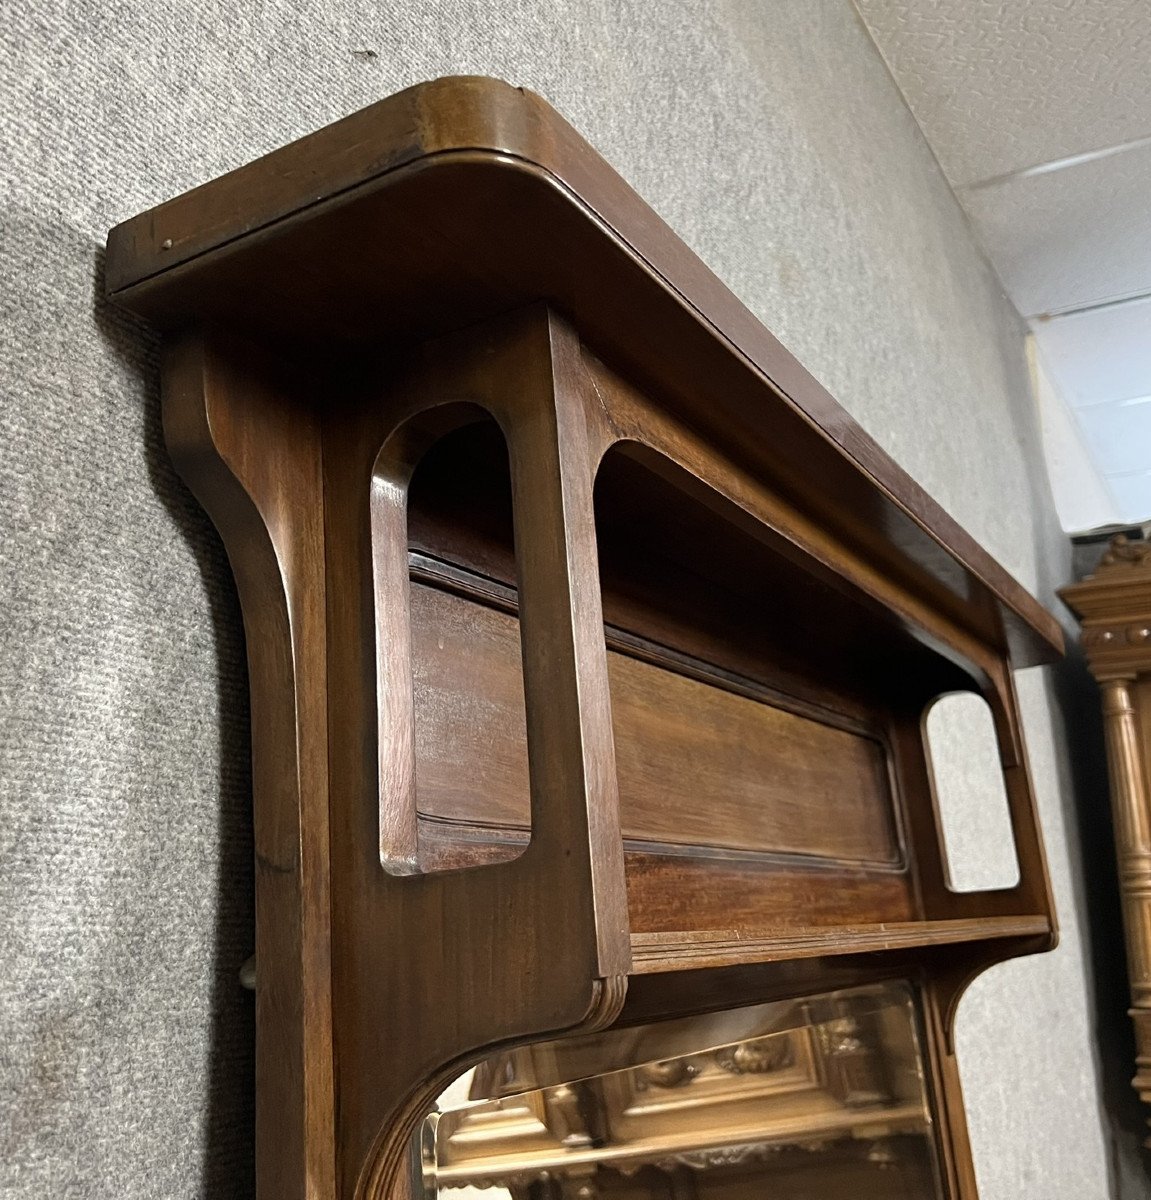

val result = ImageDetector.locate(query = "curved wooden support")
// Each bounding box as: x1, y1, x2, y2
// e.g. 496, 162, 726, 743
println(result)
163, 310, 631, 1200
344, 309, 632, 1195
162, 334, 338, 1198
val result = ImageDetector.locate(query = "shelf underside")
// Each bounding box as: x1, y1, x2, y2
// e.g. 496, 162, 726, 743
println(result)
630, 916, 1052, 975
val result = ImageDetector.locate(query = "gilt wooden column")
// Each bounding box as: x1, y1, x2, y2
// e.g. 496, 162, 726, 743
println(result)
1062, 535, 1151, 1142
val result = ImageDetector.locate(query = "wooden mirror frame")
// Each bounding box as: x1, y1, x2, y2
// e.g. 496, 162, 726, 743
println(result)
106, 76, 1061, 1200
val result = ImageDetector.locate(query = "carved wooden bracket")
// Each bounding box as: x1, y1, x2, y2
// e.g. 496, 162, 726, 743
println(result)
107, 76, 1061, 1200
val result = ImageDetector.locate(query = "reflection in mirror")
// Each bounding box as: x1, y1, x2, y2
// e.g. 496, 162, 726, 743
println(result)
417, 982, 941, 1200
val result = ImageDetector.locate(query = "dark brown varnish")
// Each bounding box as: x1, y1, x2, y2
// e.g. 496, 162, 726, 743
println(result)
408, 579, 903, 870
106, 76, 1060, 1200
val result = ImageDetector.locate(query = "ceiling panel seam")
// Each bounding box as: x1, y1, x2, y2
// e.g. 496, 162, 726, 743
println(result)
959, 130, 1151, 193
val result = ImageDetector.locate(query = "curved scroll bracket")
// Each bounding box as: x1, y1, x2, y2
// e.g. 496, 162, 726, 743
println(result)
160, 307, 631, 1200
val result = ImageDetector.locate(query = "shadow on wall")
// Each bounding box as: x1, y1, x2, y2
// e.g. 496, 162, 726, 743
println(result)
1050, 647, 1151, 1189
93, 250, 257, 1198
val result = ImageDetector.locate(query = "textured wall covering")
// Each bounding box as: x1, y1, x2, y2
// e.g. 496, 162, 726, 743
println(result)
0, 1, 1130, 1197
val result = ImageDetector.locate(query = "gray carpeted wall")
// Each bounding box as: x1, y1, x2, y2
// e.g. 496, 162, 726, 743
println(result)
0, 1, 1135, 1196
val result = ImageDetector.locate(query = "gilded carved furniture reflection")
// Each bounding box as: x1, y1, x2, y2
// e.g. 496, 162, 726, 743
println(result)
424, 983, 938, 1200
105, 76, 1061, 1199
1062, 535, 1151, 1142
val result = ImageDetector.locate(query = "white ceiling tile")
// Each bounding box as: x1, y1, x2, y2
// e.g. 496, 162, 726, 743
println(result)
1098, 472, 1151, 524
855, 0, 1151, 187
959, 139, 1151, 317
1031, 297, 1151, 407
1075, 400, 1151, 477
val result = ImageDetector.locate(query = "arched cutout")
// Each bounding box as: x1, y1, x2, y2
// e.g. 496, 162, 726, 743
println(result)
372, 406, 530, 875
591, 440, 907, 872
924, 692, 1019, 892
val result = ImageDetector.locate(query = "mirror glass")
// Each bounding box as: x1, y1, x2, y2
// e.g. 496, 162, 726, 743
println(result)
418, 981, 942, 1200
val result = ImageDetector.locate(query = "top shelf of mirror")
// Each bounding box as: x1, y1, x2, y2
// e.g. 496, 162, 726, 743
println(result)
105, 75, 1061, 668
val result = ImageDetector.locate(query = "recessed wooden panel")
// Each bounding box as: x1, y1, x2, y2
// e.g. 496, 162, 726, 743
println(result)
610, 651, 898, 865
411, 582, 900, 868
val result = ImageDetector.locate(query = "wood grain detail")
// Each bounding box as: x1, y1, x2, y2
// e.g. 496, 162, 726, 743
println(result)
629, 916, 1052, 974
410, 581, 901, 869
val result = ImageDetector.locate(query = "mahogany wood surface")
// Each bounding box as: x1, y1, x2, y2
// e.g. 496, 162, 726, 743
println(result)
108, 76, 1061, 671
106, 77, 1061, 1200
408, 581, 900, 867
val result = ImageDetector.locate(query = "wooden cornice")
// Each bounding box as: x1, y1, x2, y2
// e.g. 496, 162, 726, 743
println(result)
1062, 535, 1151, 678
107, 76, 1061, 671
